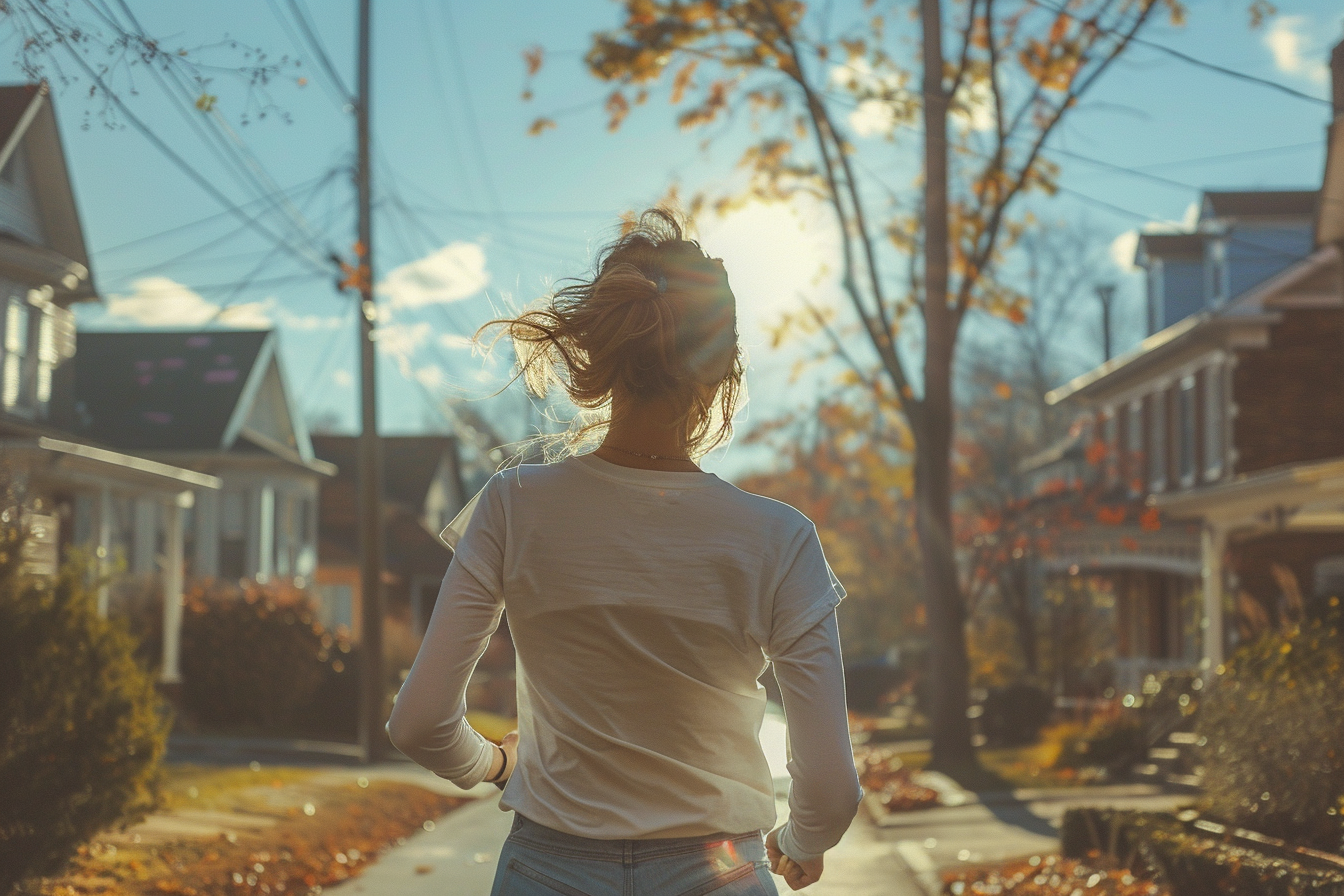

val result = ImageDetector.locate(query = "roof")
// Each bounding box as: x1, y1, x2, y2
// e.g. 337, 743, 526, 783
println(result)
1047, 243, 1343, 406
0, 83, 94, 301
1135, 231, 1203, 266
311, 434, 458, 510
1201, 190, 1317, 220
72, 330, 324, 473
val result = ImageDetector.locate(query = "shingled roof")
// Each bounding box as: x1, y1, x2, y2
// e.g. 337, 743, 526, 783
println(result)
1202, 190, 1317, 220
72, 329, 326, 475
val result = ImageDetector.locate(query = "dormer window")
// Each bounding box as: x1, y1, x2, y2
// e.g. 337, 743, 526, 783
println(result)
1209, 239, 1228, 305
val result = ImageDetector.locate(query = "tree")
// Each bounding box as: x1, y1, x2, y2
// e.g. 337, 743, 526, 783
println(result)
536, 0, 1183, 767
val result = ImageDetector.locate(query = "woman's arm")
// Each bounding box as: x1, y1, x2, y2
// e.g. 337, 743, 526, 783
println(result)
771, 611, 863, 864
385, 558, 504, 788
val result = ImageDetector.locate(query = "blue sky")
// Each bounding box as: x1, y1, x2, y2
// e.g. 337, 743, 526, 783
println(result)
6, 0, 1342, 472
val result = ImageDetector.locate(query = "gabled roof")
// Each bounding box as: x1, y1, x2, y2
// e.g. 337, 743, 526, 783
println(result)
73, 329, 327, 471
0, 83, 94, 302
311, 434, 458, 510
1201, 190, 1317, 221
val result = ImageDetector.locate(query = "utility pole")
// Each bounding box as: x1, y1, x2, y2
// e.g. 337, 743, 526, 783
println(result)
354, 0, 385, 764
1095, 283, 1116, 363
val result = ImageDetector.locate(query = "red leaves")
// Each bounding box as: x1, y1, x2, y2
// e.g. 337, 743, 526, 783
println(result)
1139, 507, 1162, 532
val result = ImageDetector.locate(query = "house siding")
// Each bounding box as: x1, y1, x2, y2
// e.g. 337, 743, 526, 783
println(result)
1231, 307, 1344, 474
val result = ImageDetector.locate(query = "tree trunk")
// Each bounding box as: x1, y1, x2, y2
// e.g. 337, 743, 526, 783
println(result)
919, 0, 976, 770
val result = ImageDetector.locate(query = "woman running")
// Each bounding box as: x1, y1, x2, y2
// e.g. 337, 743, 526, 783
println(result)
387, 209, 861, 895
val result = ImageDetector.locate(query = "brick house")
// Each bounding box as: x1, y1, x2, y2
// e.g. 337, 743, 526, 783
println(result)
1042, 39, 1344, 676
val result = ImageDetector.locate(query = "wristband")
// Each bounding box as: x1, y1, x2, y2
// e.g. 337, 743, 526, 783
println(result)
485, 744, 509, 786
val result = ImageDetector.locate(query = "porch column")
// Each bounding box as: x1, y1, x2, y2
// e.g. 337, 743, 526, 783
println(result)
96, 486, 112, 618
160, 491, 189, 685
1201, 522, 1227, 669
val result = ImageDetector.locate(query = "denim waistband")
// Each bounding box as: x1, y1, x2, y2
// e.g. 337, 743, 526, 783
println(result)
508, 814, 765, 863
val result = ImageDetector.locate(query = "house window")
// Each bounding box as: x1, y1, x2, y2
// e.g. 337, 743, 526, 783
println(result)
1203, 364, 1224, 480
34, 305, 59, 413
1148, 391, 1167, 492
1178, 375, 1196, 487
1102, 409, 1119, 488
3, 297, 28, 410
315, 583, 354, 634
1126, 400, 1144, 497
219, 489, 247, 580
1209, 240, 1228, 305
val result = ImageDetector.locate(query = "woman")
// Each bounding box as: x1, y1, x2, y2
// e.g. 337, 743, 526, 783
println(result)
387, 209, 862, 895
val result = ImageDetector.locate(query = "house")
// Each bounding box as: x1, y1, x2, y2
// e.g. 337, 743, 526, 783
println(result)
0, 82, 221, 685
1042, 37, 1344, 678
309, 434, 466, 640
71, 329, 334, 587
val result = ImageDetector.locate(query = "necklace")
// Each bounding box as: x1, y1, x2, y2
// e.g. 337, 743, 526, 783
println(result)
601, 443, 693, 462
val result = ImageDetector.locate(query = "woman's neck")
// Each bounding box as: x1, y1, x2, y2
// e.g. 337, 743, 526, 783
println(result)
593, 393, 701, 472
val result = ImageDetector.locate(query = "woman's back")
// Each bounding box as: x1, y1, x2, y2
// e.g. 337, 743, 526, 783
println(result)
449, 454, 844, 839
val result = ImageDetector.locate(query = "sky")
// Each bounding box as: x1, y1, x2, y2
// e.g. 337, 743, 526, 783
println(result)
4, 0, 1342, 475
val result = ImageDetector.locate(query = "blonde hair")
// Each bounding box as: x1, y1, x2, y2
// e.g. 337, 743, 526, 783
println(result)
480, 208, 745, 460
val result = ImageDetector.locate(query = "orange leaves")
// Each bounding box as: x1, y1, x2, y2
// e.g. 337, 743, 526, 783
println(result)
523, 45, 545, 78
677, 78, 730, 129
605, 90, 631, 131
993, 382, 1013, 400
1095, 505, 1126, 526
1139, 507, 1162, 532
670, 59, 698, 104
1084, 438, 1107, 466
527, 117, 557, 137
1017, 35, 1083, 92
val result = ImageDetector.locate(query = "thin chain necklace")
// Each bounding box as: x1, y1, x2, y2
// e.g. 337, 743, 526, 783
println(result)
602, 443, 693, 462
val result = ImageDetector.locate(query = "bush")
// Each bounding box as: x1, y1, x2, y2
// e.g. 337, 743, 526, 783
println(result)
1052, 712, 1148, 772
0, 518, 169, 892
980, 683, 1053, 746
1061, 808, 1344, 896
175, 581, 355, 735
1196, 599, 1344, 854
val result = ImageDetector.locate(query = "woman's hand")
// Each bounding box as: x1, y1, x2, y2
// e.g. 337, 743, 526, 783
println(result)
765, 826, 824, 890
487, 730, 519, 789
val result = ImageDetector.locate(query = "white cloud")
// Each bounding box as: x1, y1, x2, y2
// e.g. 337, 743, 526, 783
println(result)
1109, 230, 1140, 272
372, 320, 433, 380
104, 276, 273, 328
414, 364, 445, 390
274, 308, 345, 330
1265, 17, 1329, 84
439, 332, 475, 350
332, 369, 353, 387
379, 242, 490, 310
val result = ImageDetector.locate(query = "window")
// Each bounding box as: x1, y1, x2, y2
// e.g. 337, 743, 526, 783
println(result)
219, 490, 247, 580
1203, 364, 1224, 480
1126, 400, 1144, 497
1178, 375, 1196, 487
1102, 409, 1119, 488
1148, 391, 1167, 492
1209, 240, 1228, 305
34, 305, 59, 413
315, 583, 354, 633
3, 297, 28, 410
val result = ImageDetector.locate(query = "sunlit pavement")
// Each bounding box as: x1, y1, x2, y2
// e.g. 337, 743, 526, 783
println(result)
330, 716, 1186, 895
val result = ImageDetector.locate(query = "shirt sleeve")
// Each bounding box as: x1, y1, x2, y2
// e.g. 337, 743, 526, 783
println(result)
385, 476, 506, 788
772, 612, 863, 863
767, 523, 846, 659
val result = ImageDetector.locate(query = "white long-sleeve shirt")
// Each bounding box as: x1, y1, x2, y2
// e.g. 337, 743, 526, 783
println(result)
386, 454, 862, 862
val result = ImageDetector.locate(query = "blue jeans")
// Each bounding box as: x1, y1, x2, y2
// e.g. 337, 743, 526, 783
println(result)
490, 814, 780, 896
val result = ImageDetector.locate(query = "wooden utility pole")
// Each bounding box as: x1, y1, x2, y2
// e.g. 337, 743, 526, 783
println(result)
354, 0, 385, 764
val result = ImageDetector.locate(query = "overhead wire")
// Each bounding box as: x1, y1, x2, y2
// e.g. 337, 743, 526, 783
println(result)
261, 0, 351, 110
96, 0, 336, 266
43, 0, 334, 277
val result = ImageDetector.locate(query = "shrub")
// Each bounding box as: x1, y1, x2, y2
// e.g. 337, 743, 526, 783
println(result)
0, 517, 169, 892
1196, 599, 1344, 854
175, 581, 354, 735
980, 683, 1053, 746
1052, 712, 1148, 772
1061, 808, 1344, 896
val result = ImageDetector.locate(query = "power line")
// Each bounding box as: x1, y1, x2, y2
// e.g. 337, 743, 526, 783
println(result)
40, 2, 333, 277
1025, 0, 1332, 107
1133, 141, 1320, 172
287, 0, 353, 101
261, 0, 351, 109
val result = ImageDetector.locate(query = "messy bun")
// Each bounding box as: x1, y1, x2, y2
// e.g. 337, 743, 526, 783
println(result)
480, 208, 744, 461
